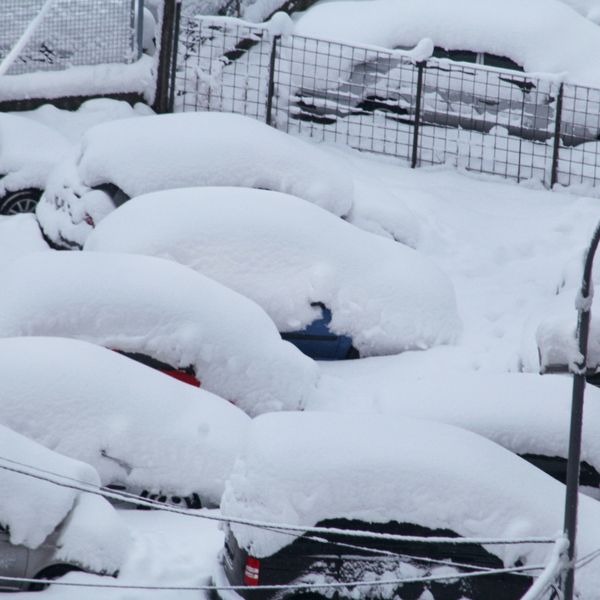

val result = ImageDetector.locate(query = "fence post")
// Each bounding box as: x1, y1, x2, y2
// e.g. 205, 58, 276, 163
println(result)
167, 0, 181, 113
265, 35, 280, 126
153, 0, 178, 113
411, 61, 425, 169
550, 83, 564, 188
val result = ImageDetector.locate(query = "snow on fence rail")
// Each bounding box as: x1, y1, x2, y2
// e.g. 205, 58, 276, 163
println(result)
172, 15, 600, 192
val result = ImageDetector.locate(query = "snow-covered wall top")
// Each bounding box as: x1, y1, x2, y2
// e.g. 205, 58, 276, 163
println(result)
0, 337, 250, 503
38, 112, 353, 248
294, 0, 600, 87
0, 423, 129, 573
0, 252, 319, 416
85, 187, 461, 355
221, 412, 600, 596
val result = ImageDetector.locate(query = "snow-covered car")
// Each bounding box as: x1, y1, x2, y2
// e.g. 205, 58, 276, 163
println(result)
292, 0, 600, 145
0, 336, 250, 508
217, 412, 600, 600
0, 114, 69, 215
35, 111, 354, 249
0, 252, 318, 416
0, 422, 129, 591
84, 187, 461, 359
311, 368, 600, 497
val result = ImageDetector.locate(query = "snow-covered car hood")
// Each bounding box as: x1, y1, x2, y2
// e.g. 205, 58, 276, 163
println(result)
0, 423, 129, 574
36, 112, 354, 248
85, 187, 461, 355
0, 252, 319, 416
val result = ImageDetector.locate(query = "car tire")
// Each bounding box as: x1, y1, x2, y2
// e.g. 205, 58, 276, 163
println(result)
0, 188, 42, 215
28, 564, 83, 591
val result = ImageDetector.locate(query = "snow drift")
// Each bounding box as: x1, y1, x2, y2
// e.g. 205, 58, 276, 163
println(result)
85, 187, 461, 355
0, 252, 319, 416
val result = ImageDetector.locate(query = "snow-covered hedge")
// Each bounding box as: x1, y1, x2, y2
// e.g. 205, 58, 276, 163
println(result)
294, 0, 600, 87
85, 187, 460, 355
0, 337, 250, 504
37, 112, 353, 248
0, 252, 319, 416
221, 412, 600, 597
0, 423, 129, 574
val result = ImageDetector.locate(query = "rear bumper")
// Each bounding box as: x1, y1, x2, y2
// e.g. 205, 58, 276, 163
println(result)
211, 563, 246, 600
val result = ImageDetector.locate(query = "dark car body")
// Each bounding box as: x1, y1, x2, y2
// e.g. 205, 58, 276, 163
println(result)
217, 519, 533, 600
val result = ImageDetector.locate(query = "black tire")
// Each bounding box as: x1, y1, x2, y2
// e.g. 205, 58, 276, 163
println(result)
28, 564, 83, 592
0, 188, 42, 215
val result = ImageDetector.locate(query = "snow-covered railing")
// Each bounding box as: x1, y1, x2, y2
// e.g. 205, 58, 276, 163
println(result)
172, 15, 600, 194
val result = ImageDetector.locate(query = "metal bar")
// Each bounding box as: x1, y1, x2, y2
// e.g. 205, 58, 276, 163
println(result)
167, 0, 181, 113
153, 0, 177, 113
137, 0, 145, 59
411, 61, 425, 169
550, 83, 564, 188
265, 35, 280, 126
561, 219, 600, 600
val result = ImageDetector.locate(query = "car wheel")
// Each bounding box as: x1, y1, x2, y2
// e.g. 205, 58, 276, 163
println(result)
0, 188, 42, 215
28, 564, 83, 591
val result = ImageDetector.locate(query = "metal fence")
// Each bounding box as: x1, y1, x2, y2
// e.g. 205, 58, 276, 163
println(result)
0, 0, 142, 76
172, 16, 600, 192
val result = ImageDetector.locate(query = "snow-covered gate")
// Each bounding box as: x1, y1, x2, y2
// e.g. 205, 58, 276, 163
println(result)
172, 16, 600, 191
0, 0, 142, 75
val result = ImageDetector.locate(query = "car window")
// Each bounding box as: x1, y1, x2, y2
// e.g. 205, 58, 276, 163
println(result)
483, 53, 523, 72
433, 47, 477, 63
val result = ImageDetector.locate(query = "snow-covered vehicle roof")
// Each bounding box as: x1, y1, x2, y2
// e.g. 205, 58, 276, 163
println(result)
0, 252, 318, 416
294, 0, 600, 87
0, 336, 250, 504
84, 187, 461, 356
0, 422, 129, 574
221, 412, 600, 597
312, 368, 600, 493
36, 111, 354, 248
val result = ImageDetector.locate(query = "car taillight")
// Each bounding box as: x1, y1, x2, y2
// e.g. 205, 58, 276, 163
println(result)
244, 556, 260, 586
83, 214, 95, 227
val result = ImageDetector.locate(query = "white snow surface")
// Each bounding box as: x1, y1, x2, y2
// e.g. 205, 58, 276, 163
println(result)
0, 424, 128, 573
37, 112, 353, 248
294, 0, 600, 87
222, 412, 600, 596
85, 187, 460, 354
311, 367, 600, 480
0, 113, 69, 194
0, 337, 250, 503
0, 214, 49, 271
0, 252, 318, 416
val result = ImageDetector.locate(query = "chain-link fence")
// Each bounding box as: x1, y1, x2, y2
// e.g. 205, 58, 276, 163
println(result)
0, 0, 142, 76
172, 16, 600, 192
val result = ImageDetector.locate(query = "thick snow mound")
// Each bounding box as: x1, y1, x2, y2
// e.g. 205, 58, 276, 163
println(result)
0, 253, 318, 416
311, 367, 600, 484
85, 188, 460, 355
0, 213, 49, 271
37, 112, 353, 248
0, 424, 128, 573
221, 412, 600, 596
0, 337, 250, 503
0, 113, 69, 195
294, 0, 600, 87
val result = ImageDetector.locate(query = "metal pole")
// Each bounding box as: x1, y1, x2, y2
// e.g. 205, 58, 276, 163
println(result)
550, 83, 564, 188
167, 0, 181, 113
265, 35, 280, 126
411, 61, 425, 169
137, 0, 145, 59
153, 0, 177, 113
561, 220, 600, 600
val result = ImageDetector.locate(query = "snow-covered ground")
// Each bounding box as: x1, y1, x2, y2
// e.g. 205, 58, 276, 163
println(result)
3, 99, 600, 597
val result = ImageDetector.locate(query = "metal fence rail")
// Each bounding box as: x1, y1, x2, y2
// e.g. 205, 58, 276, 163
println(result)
0, 0, 141, 76
173, 16, 600, 192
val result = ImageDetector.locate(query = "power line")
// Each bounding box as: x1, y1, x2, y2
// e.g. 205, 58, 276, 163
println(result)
0, 457, 557, 546
0, 561, 548, 592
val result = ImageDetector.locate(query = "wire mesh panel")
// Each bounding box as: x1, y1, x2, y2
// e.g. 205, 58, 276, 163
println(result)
174, 16, 273, 119
0, 0, 140, 75
417, 60, 558, 184
273, 35, 419, 161
555, 84, 600, 189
